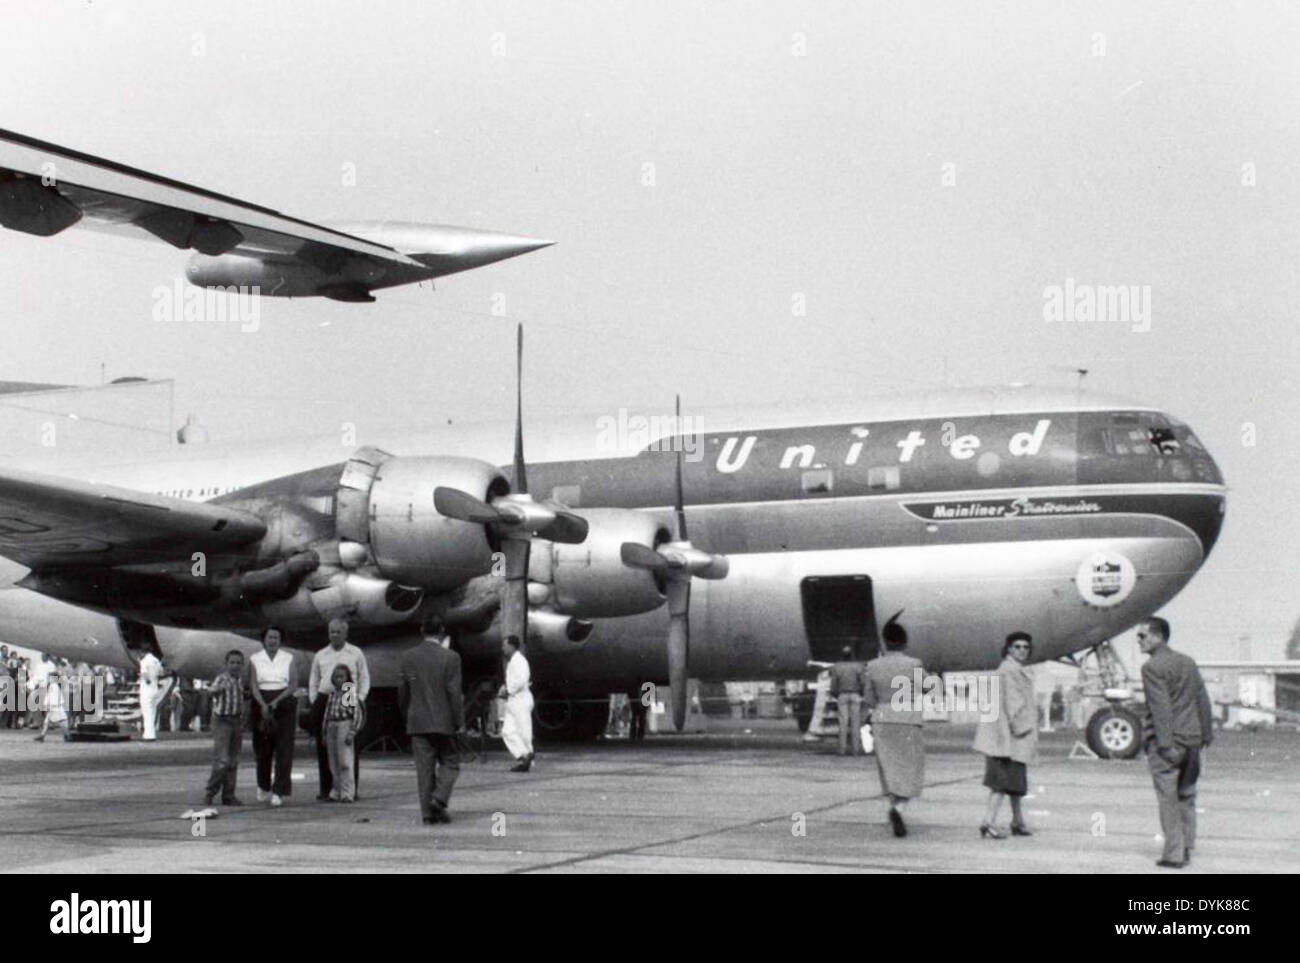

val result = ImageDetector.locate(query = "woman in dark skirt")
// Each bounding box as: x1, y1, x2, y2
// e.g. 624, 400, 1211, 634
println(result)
973, 631, 1038, 838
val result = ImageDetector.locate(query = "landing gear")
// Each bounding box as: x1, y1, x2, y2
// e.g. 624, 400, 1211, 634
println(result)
1085, 704, 1142, 759
1061, 640, 1145, 761
534, 695, 609, 742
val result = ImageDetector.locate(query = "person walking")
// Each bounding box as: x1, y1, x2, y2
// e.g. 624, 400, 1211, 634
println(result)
499, 635, 534, 772
248, 627, 298, 807
308, 618, 371, 801
974, 631, 1038, 839
829, 647, 865, 755
203, 650, 246, 806
1138, 617, 1213, 868
398, 621, 464, 824
860, 615, 926, 837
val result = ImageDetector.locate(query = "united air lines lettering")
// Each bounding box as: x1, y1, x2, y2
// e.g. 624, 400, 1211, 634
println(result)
712, 419, 1053, 474
716, 435, 757, 473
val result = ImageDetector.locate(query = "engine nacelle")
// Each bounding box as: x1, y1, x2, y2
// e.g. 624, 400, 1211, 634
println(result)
361, 455, 506, 591
186, 254, 323, 296
186, 253, 391, 297
543, 507, 667, 618
261, 572, 422, 628
457, 608, 595, 659
528, 609, 595, 653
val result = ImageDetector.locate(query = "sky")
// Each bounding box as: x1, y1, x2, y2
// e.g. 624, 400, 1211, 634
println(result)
0, 0, 1296, 660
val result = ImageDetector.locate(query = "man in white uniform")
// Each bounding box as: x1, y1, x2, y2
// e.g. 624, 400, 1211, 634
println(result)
137, 651, 165, 741
499, 636, 534, 772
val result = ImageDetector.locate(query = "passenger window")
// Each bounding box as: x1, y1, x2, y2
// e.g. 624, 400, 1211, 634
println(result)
867, 466, 900, 491
551, 484, 581, 507
801, 469, 833, 494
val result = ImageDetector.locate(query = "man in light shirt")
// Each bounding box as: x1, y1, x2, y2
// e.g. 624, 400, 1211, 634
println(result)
308, 618, 371, 801
137, 650, 165, 741
499, 635, 534, 772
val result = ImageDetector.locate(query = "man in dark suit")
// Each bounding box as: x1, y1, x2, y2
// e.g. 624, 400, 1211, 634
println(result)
1138, 616, 1213, 868
398, 617, 464, 825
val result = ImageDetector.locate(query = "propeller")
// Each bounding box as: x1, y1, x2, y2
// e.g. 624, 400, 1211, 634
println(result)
433, 325, 588, 649
619, 395, 727, 730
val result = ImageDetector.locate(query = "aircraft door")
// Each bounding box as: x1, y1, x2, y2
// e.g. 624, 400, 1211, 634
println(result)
800, 575, 879, 662
116, 618, 162, 663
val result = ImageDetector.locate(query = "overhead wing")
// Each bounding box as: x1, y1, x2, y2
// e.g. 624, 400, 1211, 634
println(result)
0, 127, 425, 269
0, 466, 266, 570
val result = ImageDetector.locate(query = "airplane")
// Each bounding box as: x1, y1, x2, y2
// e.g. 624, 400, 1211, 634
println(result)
0, 129, 552, 301
0, 356, 1226, 751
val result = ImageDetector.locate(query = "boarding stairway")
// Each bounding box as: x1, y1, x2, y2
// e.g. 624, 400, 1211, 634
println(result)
803, 670, 873, 751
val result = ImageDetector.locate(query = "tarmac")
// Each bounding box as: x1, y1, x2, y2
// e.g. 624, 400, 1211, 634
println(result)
1, 718, 1296, 873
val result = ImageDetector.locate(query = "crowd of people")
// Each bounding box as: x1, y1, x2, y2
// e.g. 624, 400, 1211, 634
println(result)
195, 616, 531, 825
2, 646, 113, 738
830, 615, 1213, 868
9, 611, 1215, 864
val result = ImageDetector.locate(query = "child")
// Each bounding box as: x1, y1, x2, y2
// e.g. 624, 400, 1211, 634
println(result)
325, 664, 364, 802
204, 650, 246, 806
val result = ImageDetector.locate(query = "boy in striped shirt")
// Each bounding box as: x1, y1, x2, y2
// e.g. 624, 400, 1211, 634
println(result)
203, 650, 246, 806
325, 664, 364, 802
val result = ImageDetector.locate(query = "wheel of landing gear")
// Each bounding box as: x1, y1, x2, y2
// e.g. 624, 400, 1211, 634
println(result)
534, 696, 609, 742
1086, 705, 1142, 759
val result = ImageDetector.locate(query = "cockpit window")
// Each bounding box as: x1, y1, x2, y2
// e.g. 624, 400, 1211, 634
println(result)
1078, 412, 1221, 485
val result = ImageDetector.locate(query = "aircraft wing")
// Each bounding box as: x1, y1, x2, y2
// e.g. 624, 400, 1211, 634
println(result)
0, 128, 425, 269
0, 466, 266, 570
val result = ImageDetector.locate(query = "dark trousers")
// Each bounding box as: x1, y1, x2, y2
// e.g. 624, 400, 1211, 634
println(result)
205, 716, 243, 801
411, 733, 460, 817
312, 694, 360, 797
1148, 744, 1201, 862
251, 691, 296, 795
629, 705, 647, 741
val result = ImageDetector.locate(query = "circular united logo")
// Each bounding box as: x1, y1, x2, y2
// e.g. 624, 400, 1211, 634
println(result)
1075, 551, 1136, 607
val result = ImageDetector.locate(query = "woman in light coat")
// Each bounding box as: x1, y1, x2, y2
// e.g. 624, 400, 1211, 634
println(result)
974, 631, 1038, 838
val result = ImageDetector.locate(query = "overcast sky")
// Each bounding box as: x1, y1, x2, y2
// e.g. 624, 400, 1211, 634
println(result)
0, 0, 1296, 659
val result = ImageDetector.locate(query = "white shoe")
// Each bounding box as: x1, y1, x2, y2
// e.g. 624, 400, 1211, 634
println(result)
270, 793, 283, 807
256, 788, 269, 803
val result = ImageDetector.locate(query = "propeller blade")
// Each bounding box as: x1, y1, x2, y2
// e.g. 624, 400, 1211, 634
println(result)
666, 579, 691, 731
513, 324, 528, 494
674, 394, 687, 542
498, 537, 531, 649
433, 487, 500, 524
538, 510, 589, 545
621, 541, 668, 572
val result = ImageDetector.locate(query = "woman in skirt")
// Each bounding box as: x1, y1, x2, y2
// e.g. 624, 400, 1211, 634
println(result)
861, 615, 926, 837
974, 631, 1038, 838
